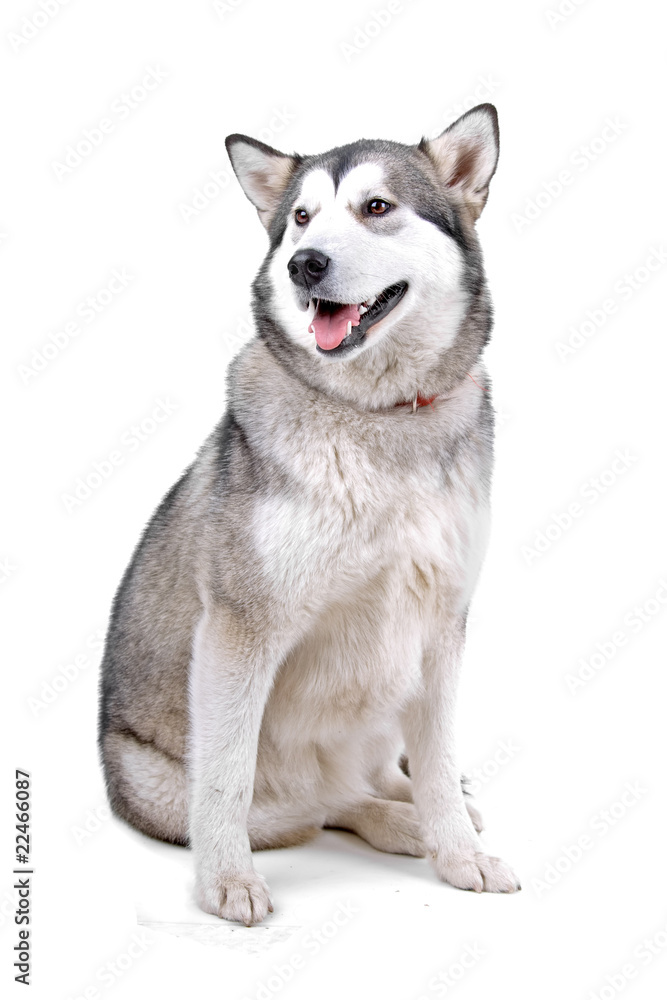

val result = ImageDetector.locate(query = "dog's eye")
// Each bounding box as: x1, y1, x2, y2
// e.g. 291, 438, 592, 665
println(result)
367, 199, 391, 215
295, 209, 309, 225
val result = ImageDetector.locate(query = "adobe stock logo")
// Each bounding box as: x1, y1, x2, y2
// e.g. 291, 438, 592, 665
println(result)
18, 269, 134, 384
339, 1, 420, 63
545, 0, 591, 28
586, 914, 667, 1000
51, 67, 168, 180
27, 626, 104, 716
521, 449, 638, 566
418, 943, 486, 999
564, 578, 667, 694
7, 0, 72, 53
531, 781, 647, 897
60, 397, 179, 513
465, 739, 520, 795
0, 556, 17, 586
241, 899, 358, 1000
555, 247, 667, 361
212, 0, 249, 15
64, 930, 154, 999
511, 118, 627, 233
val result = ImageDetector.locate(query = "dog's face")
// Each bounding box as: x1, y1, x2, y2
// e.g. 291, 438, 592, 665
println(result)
226, 105, 499, 364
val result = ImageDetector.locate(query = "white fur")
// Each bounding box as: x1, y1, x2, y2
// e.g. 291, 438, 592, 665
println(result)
189, 347, 519, 920
105, 112, 514, 927
188, 163, 517, 913
268, 162, 466, 360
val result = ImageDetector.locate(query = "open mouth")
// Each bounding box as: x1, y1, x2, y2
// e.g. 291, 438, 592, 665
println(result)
307, 281, 408, 355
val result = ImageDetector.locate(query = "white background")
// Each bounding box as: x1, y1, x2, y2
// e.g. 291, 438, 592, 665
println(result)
2, 0, 666, 998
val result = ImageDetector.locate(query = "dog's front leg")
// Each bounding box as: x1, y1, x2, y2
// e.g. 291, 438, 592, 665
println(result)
188, 605, 289, 924
402, 617, 520, 893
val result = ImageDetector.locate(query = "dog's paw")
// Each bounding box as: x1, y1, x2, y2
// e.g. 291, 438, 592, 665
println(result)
196, 869, 274, 925
435, 850, 520, 894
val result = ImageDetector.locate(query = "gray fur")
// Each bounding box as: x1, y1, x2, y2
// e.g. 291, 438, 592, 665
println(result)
98, 104, 519, 924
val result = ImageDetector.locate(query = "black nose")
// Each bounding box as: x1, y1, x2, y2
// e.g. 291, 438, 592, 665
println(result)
287, 249, 330, 289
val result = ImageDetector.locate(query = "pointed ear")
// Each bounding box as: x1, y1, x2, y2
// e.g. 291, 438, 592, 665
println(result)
225, 134, 300, 230
419, 103, 499, 221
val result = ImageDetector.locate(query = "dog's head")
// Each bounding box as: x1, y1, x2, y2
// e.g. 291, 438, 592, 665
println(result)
225, 105, 499, 404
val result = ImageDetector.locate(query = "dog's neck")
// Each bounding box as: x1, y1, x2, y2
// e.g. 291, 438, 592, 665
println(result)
252, 282, 493, 412
395, 394, 438, 412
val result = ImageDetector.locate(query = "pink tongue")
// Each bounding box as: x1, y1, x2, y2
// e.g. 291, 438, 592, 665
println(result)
310, 303, 360, 350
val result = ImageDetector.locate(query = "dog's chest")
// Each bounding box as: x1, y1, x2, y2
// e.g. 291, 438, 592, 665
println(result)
251, 414, 486, 615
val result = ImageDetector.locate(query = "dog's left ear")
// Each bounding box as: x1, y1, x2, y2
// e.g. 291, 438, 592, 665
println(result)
225, 134, 301, 230
419, 104, 499, 221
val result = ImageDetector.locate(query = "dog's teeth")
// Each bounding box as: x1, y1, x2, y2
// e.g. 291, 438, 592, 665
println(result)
346, 320, 352, 336
359, 304, 368, 315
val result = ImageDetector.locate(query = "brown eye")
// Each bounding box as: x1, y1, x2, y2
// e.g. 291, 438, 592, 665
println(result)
295, 209, 309, 225
367, 199, 391, 215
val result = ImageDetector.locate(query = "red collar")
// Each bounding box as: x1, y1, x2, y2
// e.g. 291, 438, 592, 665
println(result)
395, 394, 437, 411
395, 374, 488, 411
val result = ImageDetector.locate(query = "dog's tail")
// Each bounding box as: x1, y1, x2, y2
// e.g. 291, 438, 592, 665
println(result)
100, 728, 190, 845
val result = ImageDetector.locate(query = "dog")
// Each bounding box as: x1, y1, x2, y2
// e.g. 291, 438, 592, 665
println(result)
98, 102, 520, 926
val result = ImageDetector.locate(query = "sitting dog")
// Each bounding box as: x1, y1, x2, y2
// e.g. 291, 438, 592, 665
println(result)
99, 102, 520, 925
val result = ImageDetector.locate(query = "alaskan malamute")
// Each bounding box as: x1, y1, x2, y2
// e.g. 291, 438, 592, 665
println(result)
99, 103, 520, 925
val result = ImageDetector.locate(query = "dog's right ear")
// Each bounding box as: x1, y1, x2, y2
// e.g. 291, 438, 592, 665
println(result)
225, 134, 301, 230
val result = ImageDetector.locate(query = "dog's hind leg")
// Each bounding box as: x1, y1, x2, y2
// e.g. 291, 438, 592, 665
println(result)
101, 729, 190, 845
326, 797, 426, 857
372, 763, 414, 803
